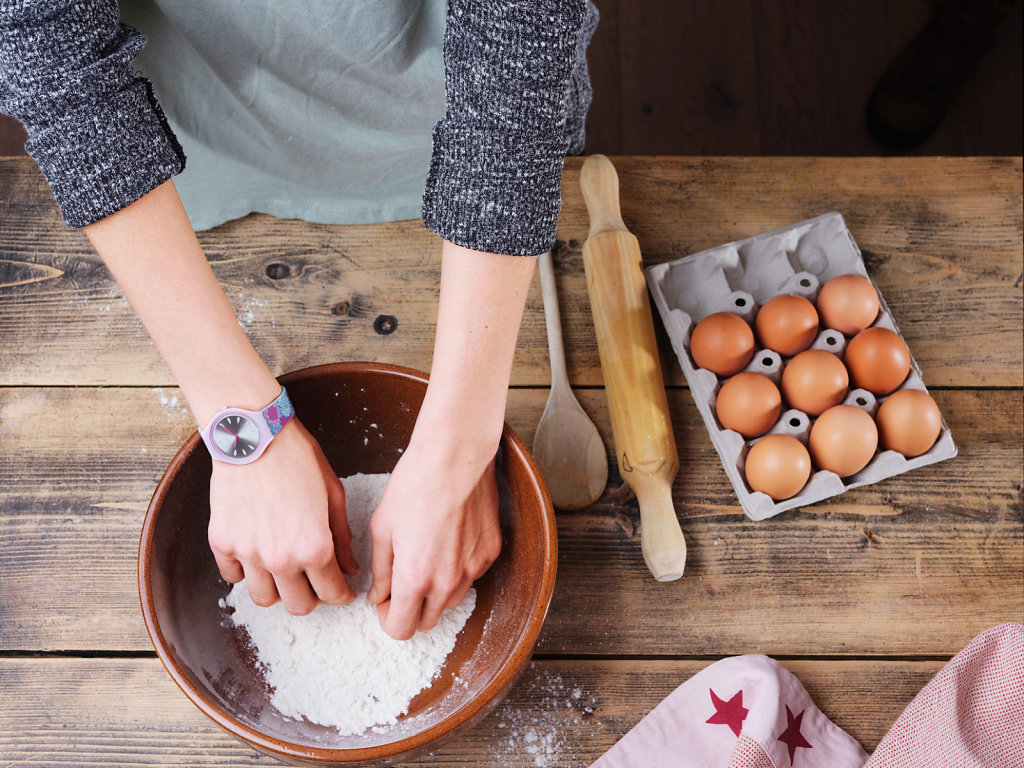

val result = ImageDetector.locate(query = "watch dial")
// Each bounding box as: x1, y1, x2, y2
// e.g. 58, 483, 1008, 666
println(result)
212, 415, 261, 458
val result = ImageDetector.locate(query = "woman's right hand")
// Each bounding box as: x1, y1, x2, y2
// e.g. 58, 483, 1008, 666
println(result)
207, 418, 360, 615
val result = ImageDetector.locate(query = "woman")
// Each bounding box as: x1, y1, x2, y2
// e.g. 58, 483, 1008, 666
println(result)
0, 0, 597, 640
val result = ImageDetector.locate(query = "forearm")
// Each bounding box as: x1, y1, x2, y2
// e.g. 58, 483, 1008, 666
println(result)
412, 240, 537, 462
83, 180, 280, 424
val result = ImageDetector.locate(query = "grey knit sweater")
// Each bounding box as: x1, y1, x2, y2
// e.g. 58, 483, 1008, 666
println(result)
0, 0, 596, 256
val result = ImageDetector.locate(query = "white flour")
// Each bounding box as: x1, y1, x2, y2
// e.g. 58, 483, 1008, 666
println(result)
491, 666, 604, 768
222, 472, 476, 735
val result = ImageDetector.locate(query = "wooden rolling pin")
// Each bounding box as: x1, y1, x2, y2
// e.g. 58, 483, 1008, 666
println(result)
580, 154, 687, 581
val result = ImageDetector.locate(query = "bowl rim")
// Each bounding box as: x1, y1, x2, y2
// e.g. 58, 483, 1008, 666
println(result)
137, 361, 558, 763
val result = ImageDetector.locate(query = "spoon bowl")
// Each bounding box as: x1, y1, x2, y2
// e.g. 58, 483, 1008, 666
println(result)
532, 251, 608, 510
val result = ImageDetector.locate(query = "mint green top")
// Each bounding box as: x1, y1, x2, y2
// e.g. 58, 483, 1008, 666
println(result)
120, 1, 446, 231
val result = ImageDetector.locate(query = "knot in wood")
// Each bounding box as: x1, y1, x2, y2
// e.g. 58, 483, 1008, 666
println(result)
332, 301, 351, 316
373, 315, 398, 335
265, 263, 292, 280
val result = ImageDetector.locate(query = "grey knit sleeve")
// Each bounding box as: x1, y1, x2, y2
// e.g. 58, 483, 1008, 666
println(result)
0, 0, 184, 228
421, 0, 594, 257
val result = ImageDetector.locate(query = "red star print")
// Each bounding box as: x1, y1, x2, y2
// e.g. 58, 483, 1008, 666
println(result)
777, 705, 813, 764
705, 687, 749, 737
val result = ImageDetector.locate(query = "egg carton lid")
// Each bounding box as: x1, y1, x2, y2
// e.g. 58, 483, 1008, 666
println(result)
645, 212, 958, 521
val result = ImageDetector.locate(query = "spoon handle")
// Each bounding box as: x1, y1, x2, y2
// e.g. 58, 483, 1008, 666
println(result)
538, 250, 570, 392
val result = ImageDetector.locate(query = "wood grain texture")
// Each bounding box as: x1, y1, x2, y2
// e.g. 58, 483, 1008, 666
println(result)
0, 114, 26, 156
603, 0, 1021, 156
1, 157, 1020, 388
0, 657, 943, 765
583, 0, 622, 154
619, 0, 763, 155
2, 386, 1019, 654
0, 154, 1020, 768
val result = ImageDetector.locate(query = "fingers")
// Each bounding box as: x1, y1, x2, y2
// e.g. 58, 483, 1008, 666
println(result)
418, 591, 456, 633
385, 578, 473, 637
306, 557, 356, 606
239, 558, 350, 615
214, 534, 351, 613
380, 585, 426, 641
368, 522, 423, 640
326, 479, 360, 577
212, 550, 244, 584
366, 525, 394, 607
243, 564, 280, 608
258, 534, 353, 614
273, 568, 320, 616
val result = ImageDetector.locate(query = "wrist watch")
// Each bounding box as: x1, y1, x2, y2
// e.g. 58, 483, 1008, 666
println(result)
200, 387, 295, 465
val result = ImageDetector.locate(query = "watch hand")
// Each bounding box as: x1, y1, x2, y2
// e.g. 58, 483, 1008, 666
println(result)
216, 423, 239, 449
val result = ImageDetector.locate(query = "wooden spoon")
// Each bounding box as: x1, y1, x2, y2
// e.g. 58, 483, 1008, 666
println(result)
532, 250, 609, 510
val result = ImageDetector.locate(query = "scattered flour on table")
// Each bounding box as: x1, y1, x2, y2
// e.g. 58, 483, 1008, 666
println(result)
221, 472, 476, 735
490, 666, 604, 768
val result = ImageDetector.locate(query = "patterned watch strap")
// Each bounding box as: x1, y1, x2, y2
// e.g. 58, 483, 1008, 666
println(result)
261, 388, 295, 436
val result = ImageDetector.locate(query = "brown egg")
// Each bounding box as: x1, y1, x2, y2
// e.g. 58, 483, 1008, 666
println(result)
690, 312, 755, 376
781, 349, 849, 416
809, 405, 878, 477
755, 294, 819, 357
817, 274, 879, 335
845, 327, 911, 394
716, 372, 783, 438
744, 434, 812, 500
876, 389, 942, 457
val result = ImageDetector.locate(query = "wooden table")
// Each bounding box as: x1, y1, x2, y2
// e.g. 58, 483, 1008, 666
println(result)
1, 156, 1021, 766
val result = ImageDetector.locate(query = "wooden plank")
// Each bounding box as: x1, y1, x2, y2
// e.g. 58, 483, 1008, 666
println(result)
619, 0, 763, 155
2, 386, 1019, 654
742, 0, 930, 156
0, 114, 26, 156
0, 657, 943, 765
1, 156, 1020, 388
583, 0, 622, 154
914, 0, 1023, 156
612, 0, 1021, 156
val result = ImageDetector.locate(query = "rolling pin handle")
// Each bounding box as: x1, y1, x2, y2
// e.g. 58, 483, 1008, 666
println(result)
636, 479, 687, 582
580, 154, 628, 239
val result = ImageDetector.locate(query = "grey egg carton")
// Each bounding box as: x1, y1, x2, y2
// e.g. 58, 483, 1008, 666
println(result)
645, 212, 957, 521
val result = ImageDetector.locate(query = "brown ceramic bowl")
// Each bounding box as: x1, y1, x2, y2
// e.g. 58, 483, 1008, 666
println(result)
139, 362, 556, 766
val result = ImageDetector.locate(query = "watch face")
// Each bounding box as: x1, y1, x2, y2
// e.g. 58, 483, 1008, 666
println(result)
211, 414, 261, 459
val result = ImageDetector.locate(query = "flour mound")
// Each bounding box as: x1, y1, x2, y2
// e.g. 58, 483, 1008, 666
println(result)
222, 472, 476, 735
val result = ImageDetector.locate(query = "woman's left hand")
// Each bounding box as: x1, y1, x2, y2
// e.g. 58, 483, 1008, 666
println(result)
366, 239, 537, 640
366, 435, 502, 640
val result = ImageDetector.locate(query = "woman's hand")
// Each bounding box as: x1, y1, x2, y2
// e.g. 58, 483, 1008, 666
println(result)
366, 434, 503, 640
208, 418, 360, 615
83, 183, 360, 614
366, 239, 538, 639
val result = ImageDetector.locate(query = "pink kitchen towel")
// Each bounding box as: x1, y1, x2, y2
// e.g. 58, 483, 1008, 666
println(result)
591, 623, 1023, 768
865, 622, 1024, 767
590, 653, 868, 768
